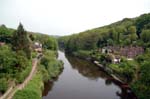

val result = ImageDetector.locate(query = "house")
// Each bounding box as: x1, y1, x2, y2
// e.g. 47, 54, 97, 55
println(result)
0, 42, 5, 46
33, 42, 42, 53
101, 47, 113, 54
102, 48, 107, 53
120, 46, 144, 59
113, 55, 121, 64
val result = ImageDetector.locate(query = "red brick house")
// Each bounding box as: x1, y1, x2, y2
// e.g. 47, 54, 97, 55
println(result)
101, 46, 144, 59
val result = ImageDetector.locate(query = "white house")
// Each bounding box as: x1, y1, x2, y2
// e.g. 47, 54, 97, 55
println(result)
34, 42, 42, 53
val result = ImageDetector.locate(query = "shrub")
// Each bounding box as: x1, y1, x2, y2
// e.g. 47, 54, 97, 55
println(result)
31, 52, 37, 59
13, 72, 43, 99
13, 89, 40, 99
38, 64, 50, 82
0, 78, 8, 93
15, 62, 32, 83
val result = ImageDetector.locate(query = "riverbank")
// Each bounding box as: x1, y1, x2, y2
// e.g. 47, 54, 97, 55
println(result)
71, 51, 134, 83
13, 50, 64, 99
67, 50, 139, 97
70, 50, 137, 83
43, 51, 137, 99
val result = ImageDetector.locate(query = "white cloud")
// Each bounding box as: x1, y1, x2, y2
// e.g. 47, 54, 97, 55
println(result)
0, 0, 149, 35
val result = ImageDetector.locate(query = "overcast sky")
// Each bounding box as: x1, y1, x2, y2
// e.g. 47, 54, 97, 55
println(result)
0, 0, 149, 36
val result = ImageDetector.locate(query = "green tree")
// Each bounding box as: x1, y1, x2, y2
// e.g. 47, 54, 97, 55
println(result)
109, 28, 116, 40
43, 37, 58, 50
29, 34, 35, 41
0, 45, 16, 75
136, 13, 150, 38
0, 78, 8, 93
128, 26, 137, 43
97, 36, 107, 48
116, 26, 125, 44
12, 23, 31, 59
140, 29, 150, 43
34, 34, 58, 50
0, 25, 14, 43
0, 25, 9, 36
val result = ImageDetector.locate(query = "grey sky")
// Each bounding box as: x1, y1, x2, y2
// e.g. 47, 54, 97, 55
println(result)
0, 0, 149, 36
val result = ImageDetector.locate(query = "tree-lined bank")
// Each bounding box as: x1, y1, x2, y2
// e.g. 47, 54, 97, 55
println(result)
0, 23, 63, 99
58, 13, 150, 99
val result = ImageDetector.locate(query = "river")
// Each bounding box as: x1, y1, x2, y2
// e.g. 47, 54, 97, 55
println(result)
42, 51, 136, 99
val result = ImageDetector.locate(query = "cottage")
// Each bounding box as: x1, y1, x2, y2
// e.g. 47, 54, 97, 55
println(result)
120, 46, 144, 58
33, 42, 42, 53
100, 46, 144, 62
101, 47, 113, 54
0, 42, 5, 46
113, 55, 121, 64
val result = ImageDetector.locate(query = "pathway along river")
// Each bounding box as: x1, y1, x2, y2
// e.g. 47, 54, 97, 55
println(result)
42, 51, 137, 99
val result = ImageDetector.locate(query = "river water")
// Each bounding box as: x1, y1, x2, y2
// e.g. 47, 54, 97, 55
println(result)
42, 51, 136, 99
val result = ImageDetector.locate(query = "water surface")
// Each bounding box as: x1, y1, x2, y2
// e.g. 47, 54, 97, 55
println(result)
42, 51, 136, 99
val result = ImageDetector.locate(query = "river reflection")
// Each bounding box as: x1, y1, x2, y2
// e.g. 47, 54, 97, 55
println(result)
42, 51, 137, 99
42, 77, 58, 96
66, 55, 110, 80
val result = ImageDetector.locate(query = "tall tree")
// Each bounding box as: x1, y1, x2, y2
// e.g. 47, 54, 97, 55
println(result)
141, 29, 150, 43
135, 13, 150, 38
12, 23, 31, 59
128, 26, 137, 43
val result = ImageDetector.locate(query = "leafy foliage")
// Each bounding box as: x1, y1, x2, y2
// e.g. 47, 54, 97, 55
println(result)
58, 13, 150, 99
0, 78, 8, 93
0, 45, 16, 76
59, 13, 150, 52
0, 25, 14, 43
141, 29, 150, 43
34, 34, 58, 50
13, 73, 43, 99
40, 50, 63, 81
131, 59, 150, 99
12, 23, 31, 59
135, 13, 150, 37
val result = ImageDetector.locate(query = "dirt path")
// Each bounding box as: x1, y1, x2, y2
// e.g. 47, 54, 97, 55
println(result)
5, 56, 39, 99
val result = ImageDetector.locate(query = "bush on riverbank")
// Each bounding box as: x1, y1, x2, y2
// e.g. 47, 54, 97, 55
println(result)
13, 50, 63, 99
131, 62, 150, 99
131, 54, 150, 99
109, 60, 136, 82
40, 50, 63, 81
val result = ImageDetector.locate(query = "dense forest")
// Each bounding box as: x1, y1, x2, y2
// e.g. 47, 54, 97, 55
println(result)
59, 13, 150, 51
58, 13, 150, 99
0, 23, 63, 99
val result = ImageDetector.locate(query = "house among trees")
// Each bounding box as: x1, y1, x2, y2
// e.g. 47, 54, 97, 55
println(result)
101, 47, 112, 54
33, 42, 42, 53
101, 46, 120, 54
120, 46, 144, 59
113, 55, 121, 64
101, 46, 144, 59
0, 42, 5, 46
